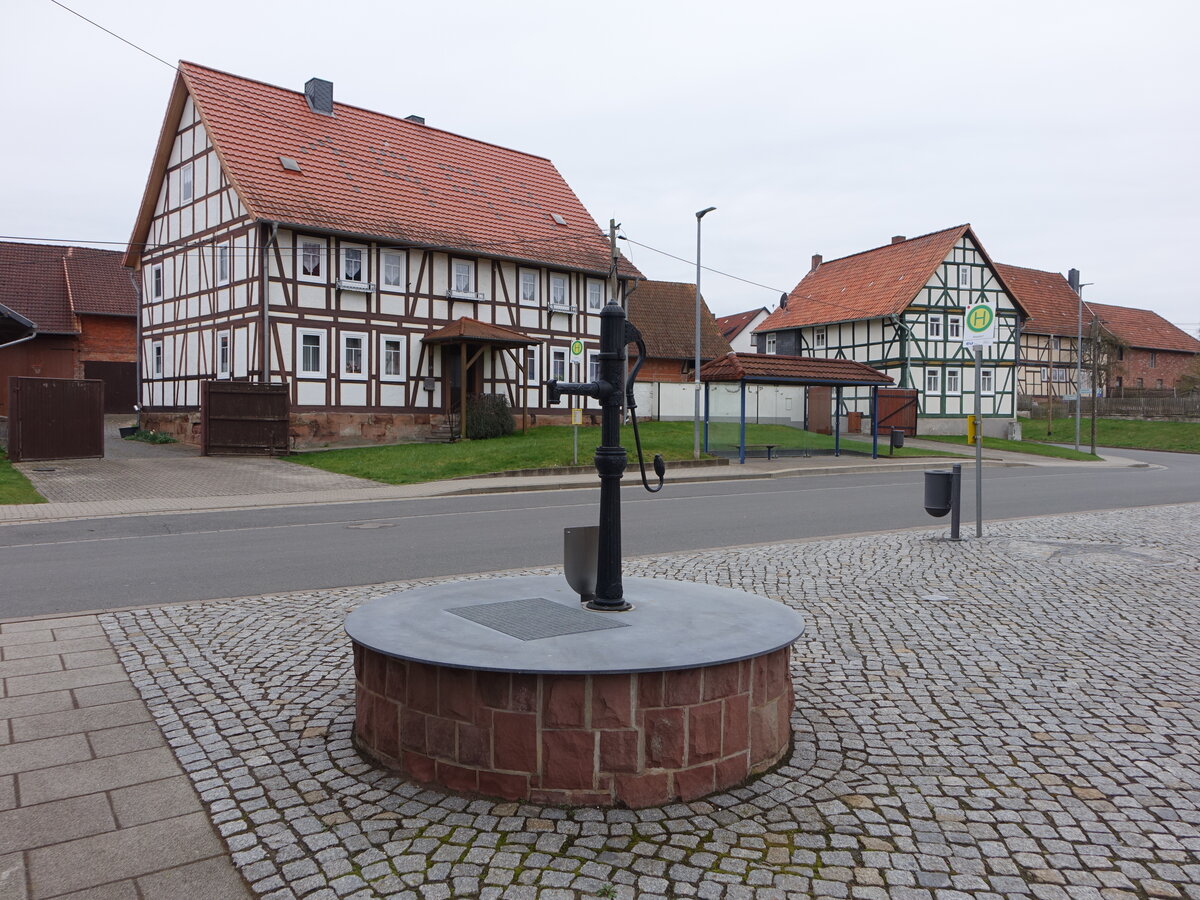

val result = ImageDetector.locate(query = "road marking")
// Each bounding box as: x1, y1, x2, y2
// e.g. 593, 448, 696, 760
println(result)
0, 472, 1105, 552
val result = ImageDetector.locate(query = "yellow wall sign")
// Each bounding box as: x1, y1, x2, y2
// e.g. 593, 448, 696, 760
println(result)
571, 408, 584, 426
570, 339, 584, 359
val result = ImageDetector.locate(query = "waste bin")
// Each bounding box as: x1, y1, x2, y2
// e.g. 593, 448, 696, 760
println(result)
890, 427, 905, 449
924, 469, 953, 517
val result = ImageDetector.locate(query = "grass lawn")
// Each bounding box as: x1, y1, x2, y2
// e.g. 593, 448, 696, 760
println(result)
1025, 417, 1200, 454
0, 450, 46, 504
285, 421, 964, 486
918, 433, 1102, 461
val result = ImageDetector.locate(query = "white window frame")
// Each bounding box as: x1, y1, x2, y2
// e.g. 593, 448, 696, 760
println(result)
452, 259, 474, 294
341, 244, 368, 285
519, 270, 538, 304
957, 265, 971, 290
1041, 367, 1050, 381
381, 250, 405, 290
765, 333, 776, 354
945, 368, 961, 395
340, 331, 368, 380
152, 340, 164, 378
216, 241, 231, 286
925, 368, 941, 395
549, 273, 569, 309
299, 237, 326, 282
217, 330, 231, 379
587, 349, 600, 383
928, 315, 943, 340
1053, 368, 1068, 383
151, 264, 164, 301
948, 315, 962, 340
181, 162, 194, 205
980, 367, 995, 396
525, 346, 541, 386
297, 329, 327, 379
550, 348, 567, 382
812, 327, 826, 350
587, 280, 603, 310
380, 334, 406, 382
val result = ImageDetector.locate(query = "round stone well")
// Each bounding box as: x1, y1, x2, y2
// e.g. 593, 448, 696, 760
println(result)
345, 575, 804, 808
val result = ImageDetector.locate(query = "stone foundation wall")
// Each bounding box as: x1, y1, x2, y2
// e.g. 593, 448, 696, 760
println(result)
140, 411, 201, 443
289, 412, 438, 449
352, 645, 793, 808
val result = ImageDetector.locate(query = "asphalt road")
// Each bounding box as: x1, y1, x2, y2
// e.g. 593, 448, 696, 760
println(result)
2, 448, 1197, 619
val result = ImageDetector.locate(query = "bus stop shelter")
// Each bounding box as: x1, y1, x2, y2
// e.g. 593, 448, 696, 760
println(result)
698, 352, 894, 462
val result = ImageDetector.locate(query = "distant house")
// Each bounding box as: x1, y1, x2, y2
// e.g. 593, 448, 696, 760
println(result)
125, 62, 638, 446
625, 280, 731, 420
753, 226, 1026, 436
716, 307, 770, 353
997, 263, 1200, 398
1086, 303, 1200, 394
0, 241, 139, 416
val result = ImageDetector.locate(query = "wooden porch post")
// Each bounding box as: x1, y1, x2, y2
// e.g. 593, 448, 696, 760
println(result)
460, 340, 468, 440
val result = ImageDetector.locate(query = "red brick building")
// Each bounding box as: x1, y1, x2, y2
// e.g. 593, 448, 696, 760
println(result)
0, 242, 139, 416
627, 281, 730, 383
1087, 302, 1200, 394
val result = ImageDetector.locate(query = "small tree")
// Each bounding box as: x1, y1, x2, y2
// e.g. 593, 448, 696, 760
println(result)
466, 393, 515, 440
1178, 355, 1200, 395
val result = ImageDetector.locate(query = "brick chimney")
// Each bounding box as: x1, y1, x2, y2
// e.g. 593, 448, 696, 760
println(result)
810, 254, 822, 272
891, 235, 906, 244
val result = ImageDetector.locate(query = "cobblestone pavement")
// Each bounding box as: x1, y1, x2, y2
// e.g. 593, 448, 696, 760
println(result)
100, 503, 1200, 899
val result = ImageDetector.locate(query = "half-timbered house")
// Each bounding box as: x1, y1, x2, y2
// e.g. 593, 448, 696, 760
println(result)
124, 62, 638, 446
752, 226, 1026, 436
993, 263, 1085, 401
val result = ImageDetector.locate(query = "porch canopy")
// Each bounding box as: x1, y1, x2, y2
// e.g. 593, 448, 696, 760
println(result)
699, 352, 894, 462
422, 317, 538, 438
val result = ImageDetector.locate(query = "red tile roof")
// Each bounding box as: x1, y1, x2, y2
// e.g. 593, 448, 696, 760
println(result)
716, 308, 768, 342
627, 281, 731, 361
128, 62, 638, 279
0, 242, 137, 335
1085, 302, 1200, 354
993, 263, 1083, 336
701, 352, 893, 386
754, 225, 1023, 332
422, 317, 537, 346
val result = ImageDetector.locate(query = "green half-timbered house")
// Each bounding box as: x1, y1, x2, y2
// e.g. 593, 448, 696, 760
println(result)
752, 225, 1027, 436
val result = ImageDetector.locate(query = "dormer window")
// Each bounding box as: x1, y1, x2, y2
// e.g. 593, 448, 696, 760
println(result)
181, 162, 194, 205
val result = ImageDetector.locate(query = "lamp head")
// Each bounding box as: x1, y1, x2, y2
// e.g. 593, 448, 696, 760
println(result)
696, 206, 716, 220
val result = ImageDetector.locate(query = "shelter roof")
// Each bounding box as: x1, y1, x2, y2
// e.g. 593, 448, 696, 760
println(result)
0, 241, 137, 335
0, 301, 37, 345
127, 62, 639, 280
627, 281, 731, 360
1086, 302, 1200, 353
421, 317, 537, 346
700, 352, 893, 386
716, 308, 769, 342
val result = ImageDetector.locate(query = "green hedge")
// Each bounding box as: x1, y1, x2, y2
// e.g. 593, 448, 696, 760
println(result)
466, 393, 515, 440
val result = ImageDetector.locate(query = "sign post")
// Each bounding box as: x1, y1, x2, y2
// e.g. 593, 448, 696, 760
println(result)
962, 294, 996, 538
569, 340, 584, 465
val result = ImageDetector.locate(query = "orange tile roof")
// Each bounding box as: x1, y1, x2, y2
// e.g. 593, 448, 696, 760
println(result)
128, 63, 637, 279
1085, 302, 1200, 354
993, 263, 1084, 336
716, 308, 768, 342
701, 352, 893, 386
754, 225, 1023, 332
0, 242, 137, 335
626, 281, 731, 361
422, 317, 537, 346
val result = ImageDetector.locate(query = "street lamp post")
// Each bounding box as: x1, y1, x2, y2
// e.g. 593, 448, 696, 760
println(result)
694, 206, 716, 459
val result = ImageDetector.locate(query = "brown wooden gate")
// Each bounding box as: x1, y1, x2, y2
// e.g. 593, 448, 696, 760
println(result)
6, 377, 105, 462
807, 386, 832, 434
876, 388, 919, 436
201, 381, 290, 456
83, 361, 137, 413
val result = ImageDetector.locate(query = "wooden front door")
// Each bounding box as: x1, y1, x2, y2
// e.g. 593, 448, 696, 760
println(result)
442, 344, 484, 414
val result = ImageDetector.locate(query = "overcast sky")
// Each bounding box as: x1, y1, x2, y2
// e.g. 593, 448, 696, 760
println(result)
4, 0, 1198, 335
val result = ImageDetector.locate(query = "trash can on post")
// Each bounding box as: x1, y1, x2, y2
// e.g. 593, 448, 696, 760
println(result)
890, 427, 904, 450
924, 469, 953, 517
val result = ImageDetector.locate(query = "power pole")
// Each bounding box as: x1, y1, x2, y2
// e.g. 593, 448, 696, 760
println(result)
1068, 268, 1083, 452
1090, 315, 1100, 455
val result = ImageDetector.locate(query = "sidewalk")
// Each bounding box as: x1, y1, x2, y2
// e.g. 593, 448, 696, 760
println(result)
3, 502, 1197, 898
1, 446, 1147, 525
